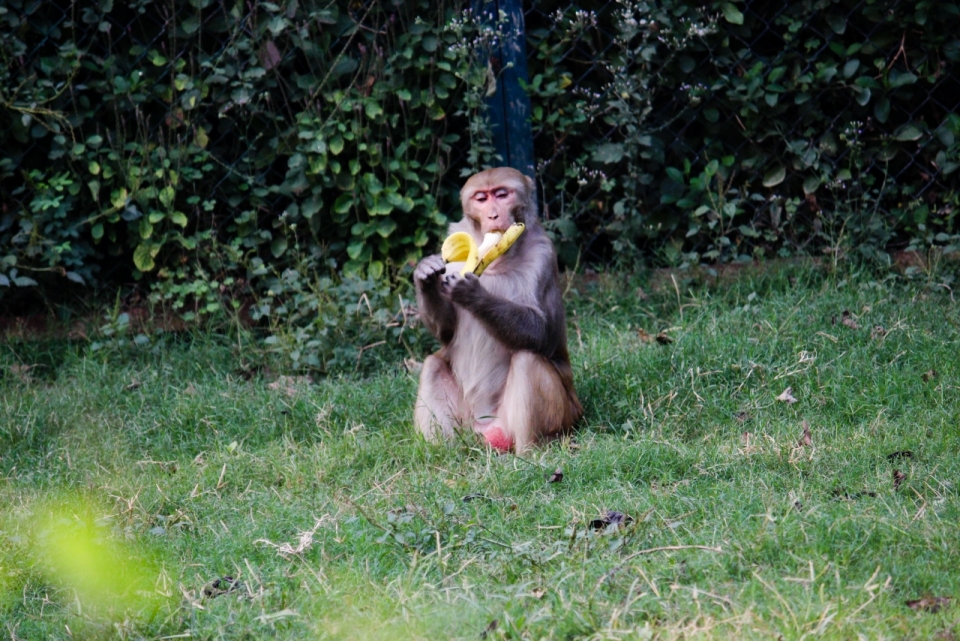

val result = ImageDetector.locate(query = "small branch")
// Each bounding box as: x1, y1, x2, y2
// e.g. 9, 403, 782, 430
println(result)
596, 545, 724, 589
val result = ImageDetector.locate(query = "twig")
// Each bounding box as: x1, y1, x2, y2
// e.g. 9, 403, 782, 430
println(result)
596, 545, 723, 588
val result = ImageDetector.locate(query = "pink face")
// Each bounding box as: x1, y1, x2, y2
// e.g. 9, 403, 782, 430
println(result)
467, 185, 519, 234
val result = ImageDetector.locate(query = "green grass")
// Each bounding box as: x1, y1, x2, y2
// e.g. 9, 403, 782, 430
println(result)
2, 265, 960, 639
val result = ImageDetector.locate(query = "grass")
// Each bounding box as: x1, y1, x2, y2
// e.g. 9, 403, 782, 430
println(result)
2, 264, 959, 640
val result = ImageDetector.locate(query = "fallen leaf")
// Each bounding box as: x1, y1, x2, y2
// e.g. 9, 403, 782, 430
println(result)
531, 587, 547, 599
922, 369, 938, 382
234, 364, 267, 380
480, 619, 499, 639
637, 328, 654, 343
125, 379, 142, 391
202, 575, 246, 598
735, 411, 750, 422
656, 331, 673, 345
268, 375, 313, 397
9, 364, 36, 383
547, 468, 563, 483
887, 450, 914, 461
870, 325, 887, 339
741, 431, 751, 446
840, 310, 859, 329
777, 387, 798, 404
832, 488, 877, 501
906, 596, 953, 613
797, 420, 812, 447
184, 383, 198, 395
589, 510, 634, 531
403, 358, 422, 373
893, 469, 906, 490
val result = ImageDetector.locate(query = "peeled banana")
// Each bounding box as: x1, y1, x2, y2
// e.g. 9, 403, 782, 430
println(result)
440, 223, 525, 276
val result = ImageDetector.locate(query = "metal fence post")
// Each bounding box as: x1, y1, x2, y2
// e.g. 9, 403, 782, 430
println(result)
471, 0, 535, 179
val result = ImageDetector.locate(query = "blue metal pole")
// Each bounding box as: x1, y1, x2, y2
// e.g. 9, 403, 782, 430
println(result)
471, 0, 535, 180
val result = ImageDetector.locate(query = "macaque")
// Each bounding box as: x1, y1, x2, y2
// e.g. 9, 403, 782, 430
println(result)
413, 167, 582, 453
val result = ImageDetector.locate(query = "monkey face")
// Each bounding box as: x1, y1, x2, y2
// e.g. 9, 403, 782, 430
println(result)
467, 186, 520, 234
460, 167, 534, 235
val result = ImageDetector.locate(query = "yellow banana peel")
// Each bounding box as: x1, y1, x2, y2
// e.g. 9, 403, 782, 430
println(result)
474, 223, 524, 275
441, 231, 479, 273
440, 223, 525, 276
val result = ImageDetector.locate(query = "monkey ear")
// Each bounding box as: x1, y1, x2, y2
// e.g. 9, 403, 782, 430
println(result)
522, 174, 534, 193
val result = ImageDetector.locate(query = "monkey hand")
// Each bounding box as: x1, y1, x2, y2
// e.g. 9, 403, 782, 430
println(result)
449, 272, 483, 306
414, 254, 446, 286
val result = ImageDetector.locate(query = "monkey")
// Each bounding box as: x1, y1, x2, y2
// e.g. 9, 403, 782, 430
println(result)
413, 167, 582, 453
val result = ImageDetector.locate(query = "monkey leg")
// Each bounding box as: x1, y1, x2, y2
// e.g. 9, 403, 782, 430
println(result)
482, 351, 579, 453
415, 354, 466, 441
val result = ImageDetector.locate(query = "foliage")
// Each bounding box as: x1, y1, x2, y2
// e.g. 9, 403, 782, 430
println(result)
525, 0, 960, 266
0, 0, 492, 305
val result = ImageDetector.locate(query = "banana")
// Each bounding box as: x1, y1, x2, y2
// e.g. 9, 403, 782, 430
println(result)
477, 232, 502, 257
474, 223, 524, 275
441, 231, 479, 274
440, 222, 525, 276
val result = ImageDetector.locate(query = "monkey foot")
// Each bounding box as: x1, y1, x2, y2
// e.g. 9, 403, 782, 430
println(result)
482, 426, 514, 452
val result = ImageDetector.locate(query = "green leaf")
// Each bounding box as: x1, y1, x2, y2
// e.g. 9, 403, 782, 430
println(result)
171, 211, 188, 227
803, 176, 821, 195
843, 59, 860, 78
825, 13, 846, 34
271, 236, 287, 258
364, 101, 383, 119
592, 143, 624, 164
159, 185, 175, 209
347, 241, 365, 260
329, 135, 344, 155
377, 218, 397, 238
875, 97, 890, 123
334, 193, 354, 214
13, 276, 39, 287
139, 219, 153, 239
894, 123, 925, 141
665, 167, 685, 183
91, 223, 104, 240
133, 243, 156, 272
368, 260, 384, 280
854, 86, 871, 106
110, 188, 128, 209
762, 165, 786, 187
722, 3, 744, 25
889, 70, 917, 88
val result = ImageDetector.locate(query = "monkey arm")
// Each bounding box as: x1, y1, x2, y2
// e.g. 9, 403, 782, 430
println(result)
414, 254, 457, 343
450, 274, 553, 354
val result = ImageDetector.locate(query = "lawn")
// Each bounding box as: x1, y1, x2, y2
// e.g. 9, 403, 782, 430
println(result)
2, 264, 959, 640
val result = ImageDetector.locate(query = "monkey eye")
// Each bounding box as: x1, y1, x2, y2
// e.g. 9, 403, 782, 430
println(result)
473, 193, 488, 202
493, 188, 510, 199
